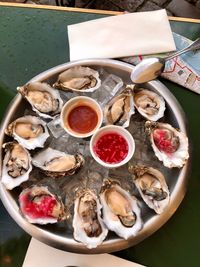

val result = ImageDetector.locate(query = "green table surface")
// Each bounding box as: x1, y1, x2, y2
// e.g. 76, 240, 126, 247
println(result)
0, 5, 200, 267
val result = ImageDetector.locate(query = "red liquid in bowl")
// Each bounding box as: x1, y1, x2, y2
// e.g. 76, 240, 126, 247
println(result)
67, 105, 98, 134
93, 132, 128, 164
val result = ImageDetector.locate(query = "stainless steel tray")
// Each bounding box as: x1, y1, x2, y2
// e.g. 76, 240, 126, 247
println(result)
0, 59, 190, 254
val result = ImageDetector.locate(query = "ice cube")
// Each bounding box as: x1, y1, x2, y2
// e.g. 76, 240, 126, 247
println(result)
92, 74, 123, 107
47, 115, 66, 138
49, 134, 69, 152
86, 171, 103, 194
65, 136, 85, 154
103, 74, 124, 96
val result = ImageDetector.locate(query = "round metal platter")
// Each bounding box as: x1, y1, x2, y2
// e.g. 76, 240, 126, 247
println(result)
0, 59, 190, 254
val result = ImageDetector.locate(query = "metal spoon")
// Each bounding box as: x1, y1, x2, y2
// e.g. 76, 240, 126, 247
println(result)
130, 37, 200, 84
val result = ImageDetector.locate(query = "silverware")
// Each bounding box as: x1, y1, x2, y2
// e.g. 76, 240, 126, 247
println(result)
130, 37, 200, 84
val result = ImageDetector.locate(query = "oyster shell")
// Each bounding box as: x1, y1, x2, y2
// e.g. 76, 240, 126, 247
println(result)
5, 115, 49, 150
133, 88, 165, 121
17, 82, 63, 119
54, 66, 101, 92
73, 189, 108, 249
129, 165, 169, 214
104, 87, 135, 128
145, 121, 189, 168
32, 148, 85, 178
2, 142, 32, 190
19, 185, 66, 224
100, 180, 142, 239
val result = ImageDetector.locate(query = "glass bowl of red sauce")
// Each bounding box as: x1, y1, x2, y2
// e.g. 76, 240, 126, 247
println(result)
61, 96, 103, 138
90, 125, 135, 168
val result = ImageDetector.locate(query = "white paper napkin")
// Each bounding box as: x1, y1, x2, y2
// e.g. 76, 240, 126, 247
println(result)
68, 9, 176, 61
23, 238, 145, 267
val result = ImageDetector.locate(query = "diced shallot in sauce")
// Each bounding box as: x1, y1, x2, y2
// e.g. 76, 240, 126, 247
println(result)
153, 129, 179, 154
93, 132, 128, 164
20, 193, 57, 219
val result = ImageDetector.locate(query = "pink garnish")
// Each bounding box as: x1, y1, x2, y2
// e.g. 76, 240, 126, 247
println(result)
20, 193, 57, 219
153, 129, 178, 154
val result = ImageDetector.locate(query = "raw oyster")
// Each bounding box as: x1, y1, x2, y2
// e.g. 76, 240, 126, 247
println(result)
73, 189, 108, 249
100, 180, 142, 239
2, 142, 32, 190
54, 66, 101, 92
19, 185, 66, 224
129, 165, 169, 214
104, 87, 135, 128
32, 147, 85, 178
17, 82, 63, 119
133, 88, 165, 121
5, 115, 49, 150
145, 121, 189, 168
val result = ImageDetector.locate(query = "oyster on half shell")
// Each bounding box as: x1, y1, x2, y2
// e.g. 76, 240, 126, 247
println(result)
32, 147, 85, 178
2, 142, 32, 190
129, 165, 170, 214
19, 185, 66, 224
145, 121, 189, 168
133, 88, 165, 121
104, 87, 135, 128
73, 189, 108, 249
17, 82, 63, 119
5, 115, 49, 150
54, 66, 101, 93
100, 180, 142, 239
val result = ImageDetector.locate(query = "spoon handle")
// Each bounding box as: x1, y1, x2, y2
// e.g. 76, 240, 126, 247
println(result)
165, 37, 200, 61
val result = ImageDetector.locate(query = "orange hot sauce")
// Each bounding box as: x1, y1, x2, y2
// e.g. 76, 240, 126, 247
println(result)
67, 105, 98, 134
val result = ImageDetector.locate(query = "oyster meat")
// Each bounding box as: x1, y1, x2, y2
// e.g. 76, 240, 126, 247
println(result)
32, 148, 85, 178
54, 66, 101, 92
17, 82, 63, 119
104, 87, 135, 128
100, 180, 142, 239
73, 189, 108, 249
145, 121, 189, 168
130, 165, 169, 214
134, 88, 165, 121
2, 142, 32, 190
19, 185, 66, 224
5, 115, 49, 150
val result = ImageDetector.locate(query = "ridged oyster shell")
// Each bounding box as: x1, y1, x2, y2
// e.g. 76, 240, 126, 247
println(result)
129, 165, 170, 214
145, 121, 189, 168
5, 115, 49, 150
133, 88, 165, 121
104, 87, 135, 128
99, 180, 142, 239
2, 142, 32, 190
54, 66, 101, 92
32, 148, 85, 178
19, 184, 66, 224
17, 82, 63, 119
73, 189, 108, 249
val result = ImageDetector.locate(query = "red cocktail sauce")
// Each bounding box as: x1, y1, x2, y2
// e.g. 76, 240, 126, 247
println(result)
20, 194, 57, 219
68, 105, 98, 134
93, 132, 128, 164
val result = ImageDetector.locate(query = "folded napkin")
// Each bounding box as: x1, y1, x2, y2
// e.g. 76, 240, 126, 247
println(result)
68, 9, 176, 61
23, 238, 145, 267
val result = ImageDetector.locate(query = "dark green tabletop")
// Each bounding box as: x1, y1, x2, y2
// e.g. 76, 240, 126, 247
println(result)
0, 5, 200, 267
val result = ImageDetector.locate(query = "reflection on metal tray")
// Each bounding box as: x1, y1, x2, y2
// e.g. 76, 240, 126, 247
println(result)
0, 59, 190, 254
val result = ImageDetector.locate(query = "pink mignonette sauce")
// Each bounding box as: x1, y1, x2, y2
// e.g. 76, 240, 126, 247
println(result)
93, 132, 128, 164
20, 193, 57, 219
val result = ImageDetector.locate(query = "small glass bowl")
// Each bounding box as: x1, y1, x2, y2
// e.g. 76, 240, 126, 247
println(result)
60, 96, 103, 138
90, 125, 135, 168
